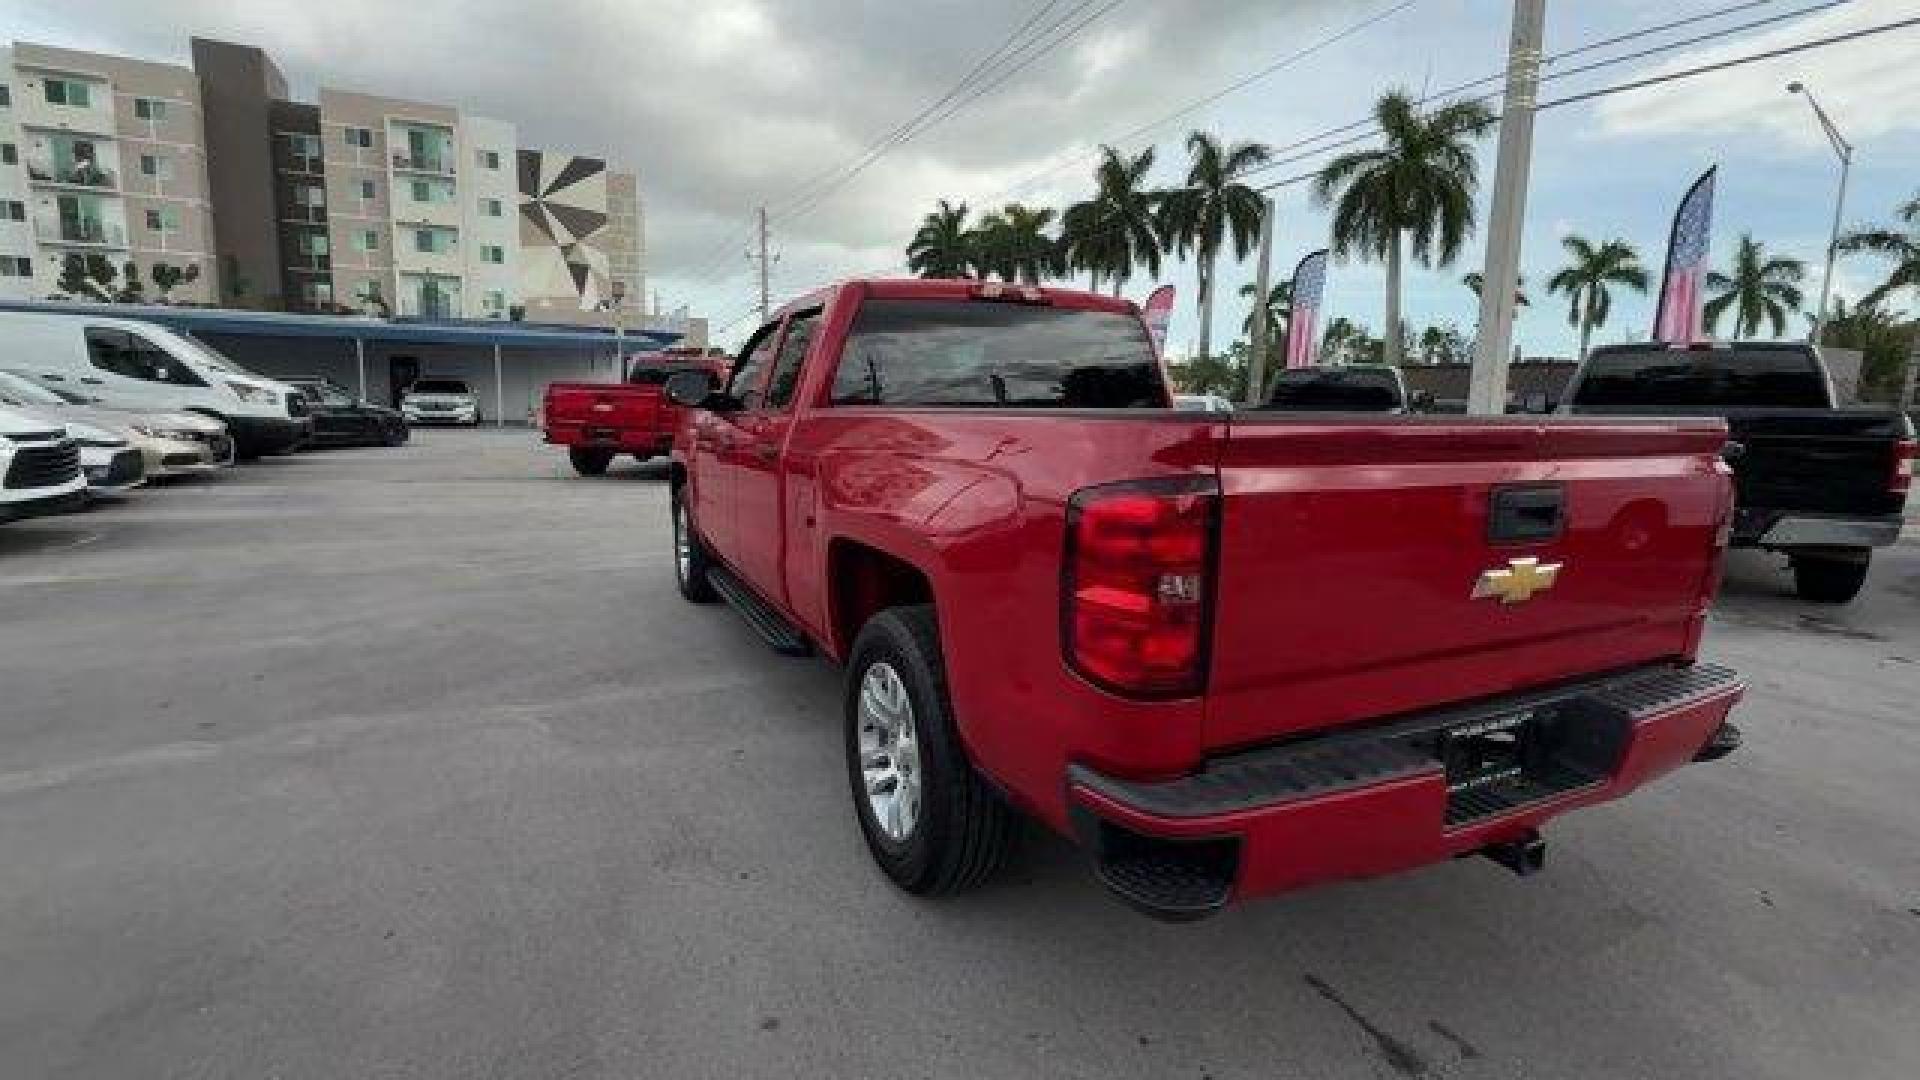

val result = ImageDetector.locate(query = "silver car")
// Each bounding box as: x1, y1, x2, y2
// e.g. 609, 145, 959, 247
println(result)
0, 370, 233, 477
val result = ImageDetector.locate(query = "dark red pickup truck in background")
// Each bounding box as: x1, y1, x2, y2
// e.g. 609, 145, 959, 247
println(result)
542, 353, 726, 475
662, 278, 1746, 919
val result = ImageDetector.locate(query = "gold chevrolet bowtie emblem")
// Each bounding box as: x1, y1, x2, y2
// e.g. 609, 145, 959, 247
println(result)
1472, 557, 1562, 605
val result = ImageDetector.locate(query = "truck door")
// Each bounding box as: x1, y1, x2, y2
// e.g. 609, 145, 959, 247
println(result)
690, 320, 780, 561
730, 308, 820, 603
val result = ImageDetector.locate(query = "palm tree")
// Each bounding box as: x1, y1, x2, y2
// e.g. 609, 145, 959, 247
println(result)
1158, 131, 1271, 360
1705, 233, 1806, 338
973, 203, 1061, 284
1313, 91, 1497, 365
1544, 235, 1648, 359
1239, 279, 1292, 346
1462, 272, 1530, 307
1838, 192, 1920, 311
1319, 316, 1370, 365
906, 199, 976, 279
1320, 90, 1497, 365
1061, 145, 1163, 297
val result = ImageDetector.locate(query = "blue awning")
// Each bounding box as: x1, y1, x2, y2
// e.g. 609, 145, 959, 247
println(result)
0, 299, 683, 353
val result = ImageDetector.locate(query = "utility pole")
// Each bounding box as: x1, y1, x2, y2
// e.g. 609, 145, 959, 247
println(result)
1244, 198, 1277, 407
1467, 0, 1546, 415
756, 206, 771, 322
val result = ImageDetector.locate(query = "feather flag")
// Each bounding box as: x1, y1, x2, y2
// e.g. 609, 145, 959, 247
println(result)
1653, 166, 1716, 344
1286, 250, 1328, 369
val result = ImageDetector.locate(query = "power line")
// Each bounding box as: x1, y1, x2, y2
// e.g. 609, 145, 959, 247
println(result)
775, 0, 1125, 228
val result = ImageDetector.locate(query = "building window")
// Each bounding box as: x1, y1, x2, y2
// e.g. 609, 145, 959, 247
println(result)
344, 126, 373, 148
144, 206, 181, 232
297, 230, 328, 256
1, 144, 14, 165
43, 78, 92, 107
478, 149, 501, 170
413, 228, 454, 253
480, 197, 503, 217
0, 199, 23, 221
133, 97, 168, 121
356, 229, 380, 252
484, 289, 506, 312
301, 184, 326, 208
306, 280, 334, 306
358, 178, 377, 201
0, 85, 10, 108
0, 256, 31, 277
479, 244, 504, 264
139, 153, 169, 178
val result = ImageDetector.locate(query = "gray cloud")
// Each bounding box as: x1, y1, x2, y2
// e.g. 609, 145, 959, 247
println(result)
7, 0, 1345, 323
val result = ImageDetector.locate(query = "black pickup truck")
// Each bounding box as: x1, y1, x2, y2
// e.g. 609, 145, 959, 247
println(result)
1562, 342, 1914, 604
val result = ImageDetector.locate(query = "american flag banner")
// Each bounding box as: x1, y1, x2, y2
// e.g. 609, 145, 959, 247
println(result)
1654, 166, 1717, 344
1286, 249, 1328, 369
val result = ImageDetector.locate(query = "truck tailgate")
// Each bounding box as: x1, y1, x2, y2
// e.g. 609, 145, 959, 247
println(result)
545, 384, 665, 433
1204, 417, 1729, 753
1723, 409, 1909, 520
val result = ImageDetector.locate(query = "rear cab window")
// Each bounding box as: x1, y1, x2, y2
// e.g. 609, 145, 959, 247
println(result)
828, 298, 1165, 408
1569, 347, 1831, 413
1265, 367, 1403, 411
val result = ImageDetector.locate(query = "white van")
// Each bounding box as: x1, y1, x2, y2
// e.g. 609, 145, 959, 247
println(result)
0, 311, 311, 458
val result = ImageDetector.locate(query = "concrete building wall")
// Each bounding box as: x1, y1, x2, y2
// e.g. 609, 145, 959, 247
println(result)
194, 38, 288, 309
606, 171, 642, 319
459, 115, 517, 319
0, 50, 36, 301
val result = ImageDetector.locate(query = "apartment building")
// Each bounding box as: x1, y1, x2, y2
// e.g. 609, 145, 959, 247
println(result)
3, 35, 650, 328
0, 42, 218, 304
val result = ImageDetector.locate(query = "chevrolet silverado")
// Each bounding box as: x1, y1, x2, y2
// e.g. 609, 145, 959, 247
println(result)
663, 278, 1746, 919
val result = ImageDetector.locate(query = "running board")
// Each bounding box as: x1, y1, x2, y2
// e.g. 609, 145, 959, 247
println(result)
709, 566, 813, 656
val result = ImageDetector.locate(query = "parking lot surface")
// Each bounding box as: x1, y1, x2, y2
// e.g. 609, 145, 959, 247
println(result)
2, 429, 1916, 1080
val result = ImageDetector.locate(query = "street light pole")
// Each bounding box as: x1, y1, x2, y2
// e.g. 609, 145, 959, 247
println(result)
1467, 0, 1547, 415
1788, 81, 1852, 347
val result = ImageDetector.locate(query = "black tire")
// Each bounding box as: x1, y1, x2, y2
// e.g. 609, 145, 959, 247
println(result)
671, 485, 718, 603
845, 605, 1015, 895
1792, 553, 1869, 604
569, 447, 614, 476
384, 426, 409, 447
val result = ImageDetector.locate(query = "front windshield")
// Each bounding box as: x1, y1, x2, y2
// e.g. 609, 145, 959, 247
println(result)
0, 370, 77, 406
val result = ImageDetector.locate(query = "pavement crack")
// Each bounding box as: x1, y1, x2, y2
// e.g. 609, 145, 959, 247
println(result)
1304, 973, 1429, 1076
1428, 1020, 1481, 1060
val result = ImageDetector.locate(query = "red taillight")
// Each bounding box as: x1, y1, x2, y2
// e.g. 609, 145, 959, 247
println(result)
1063, 477, 1217, 699
1892, 439, 1915, 495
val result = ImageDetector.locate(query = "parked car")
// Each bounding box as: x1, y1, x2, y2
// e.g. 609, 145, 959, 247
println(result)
0, 311, 310, 458
1, 404, 86, 523
1263, 364, 1410, 412
62, 415, 145, 497
1562, 341, 1914, 604
663, 277, 1745, 919
543, 355, 724, 475
287, 378, 409, 447
401, 379, 482, 426
0, 369, 232, 478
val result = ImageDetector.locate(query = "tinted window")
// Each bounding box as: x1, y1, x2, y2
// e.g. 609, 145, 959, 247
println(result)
84, 328, 206, 386
627, 366, 675, 386
410, 380, 470, 395
727, 323, 781, 403
1266, 368, 1402, 411
829, 300, 1163, 408
764, 310, 821, 410
1570, 348, 1828, 413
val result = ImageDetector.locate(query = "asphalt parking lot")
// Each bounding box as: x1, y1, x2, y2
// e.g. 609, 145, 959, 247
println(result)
2, 428, 1916, 1080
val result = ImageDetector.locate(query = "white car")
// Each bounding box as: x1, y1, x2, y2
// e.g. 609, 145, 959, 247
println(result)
0, 370, 231, 478
1, 404, 86, 523
0, 311, 312, 458
62, 415, 146, 497
401, 379, 482, 425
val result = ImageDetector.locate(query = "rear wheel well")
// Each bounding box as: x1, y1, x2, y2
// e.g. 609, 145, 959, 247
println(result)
829, 539, 934, 655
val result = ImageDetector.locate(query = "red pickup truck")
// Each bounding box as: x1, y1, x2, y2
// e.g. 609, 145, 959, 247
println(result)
542, 354, 724, 475
663, 278, 1746, 919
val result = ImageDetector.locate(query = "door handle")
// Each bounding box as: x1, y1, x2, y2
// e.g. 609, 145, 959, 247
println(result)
79, 377, 104, 385
41, 373, 66, 381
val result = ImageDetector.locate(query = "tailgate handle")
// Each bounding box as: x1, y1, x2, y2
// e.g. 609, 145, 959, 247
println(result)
1488, 484, 1564, 543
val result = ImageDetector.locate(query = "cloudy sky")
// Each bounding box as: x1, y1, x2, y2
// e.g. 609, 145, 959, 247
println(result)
7, 0, 1918, 353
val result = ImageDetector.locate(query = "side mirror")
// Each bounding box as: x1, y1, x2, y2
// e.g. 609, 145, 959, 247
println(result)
664, 369, 720, 409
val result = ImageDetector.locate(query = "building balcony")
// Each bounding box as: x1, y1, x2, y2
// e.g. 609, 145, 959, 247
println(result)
35, 217, 129, 248
280, 204, 329, 225
392, 154, 455, 176
27, 163, 119, 190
